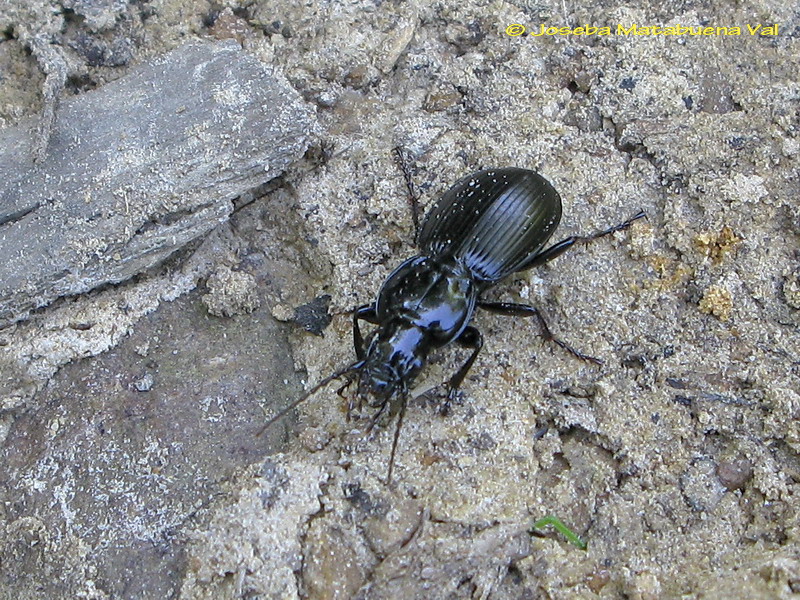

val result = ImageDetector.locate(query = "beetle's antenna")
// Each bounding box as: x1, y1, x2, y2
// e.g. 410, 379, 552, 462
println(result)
385, 395, 408, 485
256, 361, 364, 437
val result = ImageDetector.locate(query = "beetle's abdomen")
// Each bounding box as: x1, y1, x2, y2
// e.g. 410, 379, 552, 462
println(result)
419, 168, 562, 283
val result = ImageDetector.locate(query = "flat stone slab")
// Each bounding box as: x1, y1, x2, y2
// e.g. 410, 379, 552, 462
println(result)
0, 40, 315, 327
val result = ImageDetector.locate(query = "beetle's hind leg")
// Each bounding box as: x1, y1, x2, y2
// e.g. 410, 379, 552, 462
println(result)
478, 301, 602, 365
517, 210, 645, 271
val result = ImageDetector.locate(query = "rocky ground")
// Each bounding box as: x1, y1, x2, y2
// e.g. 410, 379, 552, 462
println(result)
0, 1, 798, 599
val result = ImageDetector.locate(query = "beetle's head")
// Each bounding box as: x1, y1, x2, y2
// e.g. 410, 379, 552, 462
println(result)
358, 360, 405, 404
359, 324, 426, 405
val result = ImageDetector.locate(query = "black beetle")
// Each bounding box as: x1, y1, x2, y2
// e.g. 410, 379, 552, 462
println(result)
259, 166, 644, 482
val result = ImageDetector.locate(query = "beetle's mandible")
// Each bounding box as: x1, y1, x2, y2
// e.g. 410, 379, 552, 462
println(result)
259, 167, 645, 482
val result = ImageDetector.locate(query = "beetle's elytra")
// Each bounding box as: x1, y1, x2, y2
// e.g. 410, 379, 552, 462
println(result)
259, 166, 645, 482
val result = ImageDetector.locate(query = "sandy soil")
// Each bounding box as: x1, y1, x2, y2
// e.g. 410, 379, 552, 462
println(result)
1, 1, 798, 599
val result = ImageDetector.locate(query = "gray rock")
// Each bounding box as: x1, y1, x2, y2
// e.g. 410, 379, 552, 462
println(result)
0, 40, 315, 328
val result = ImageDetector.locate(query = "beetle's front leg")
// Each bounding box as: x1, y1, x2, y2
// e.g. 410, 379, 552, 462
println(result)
478, 301, 602, 365
442, 326, 484, 413
353, 304, 379, 360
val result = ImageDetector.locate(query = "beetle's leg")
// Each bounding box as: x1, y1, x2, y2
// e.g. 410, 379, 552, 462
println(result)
392, 146, 422, 241
478, 301, 602, 365
365, 398, 390, 434
335, 377, 358, 421
351, 304, 377, 419
385, 394, 408, 485
518, 211, 645, 270
353, 304, 379, 360
442, 326, 484, 412
336, 377, 354, 399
